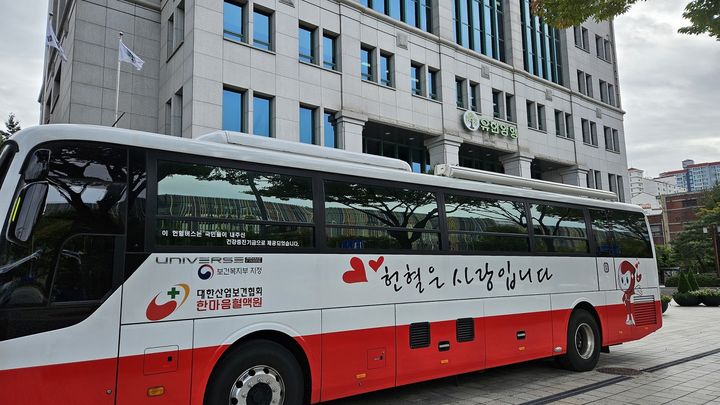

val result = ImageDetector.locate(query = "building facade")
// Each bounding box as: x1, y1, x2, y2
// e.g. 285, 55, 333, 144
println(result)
657, 191, 706, 244
628, 167, 685, 198
660, 160, 720, 192
41, 0, 630, 200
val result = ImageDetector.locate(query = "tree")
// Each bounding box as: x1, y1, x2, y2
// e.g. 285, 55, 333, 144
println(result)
655, 244, 676, 269
530, 0, 720, 41
0, 113, 21, 143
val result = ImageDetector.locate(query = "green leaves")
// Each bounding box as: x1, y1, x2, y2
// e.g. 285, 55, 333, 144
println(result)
531, 0, 719, 40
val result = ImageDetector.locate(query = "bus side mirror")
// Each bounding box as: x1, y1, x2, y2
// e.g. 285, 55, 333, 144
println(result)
24, 149, 51, 181
12, 183, 49, 243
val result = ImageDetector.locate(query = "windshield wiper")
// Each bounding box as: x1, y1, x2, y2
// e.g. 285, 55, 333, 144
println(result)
0, 249, 42, 275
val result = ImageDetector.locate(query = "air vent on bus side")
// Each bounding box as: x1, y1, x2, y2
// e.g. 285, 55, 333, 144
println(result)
456, 318, 475, 343
409, 322, 431, 349
632, 295, 657, 326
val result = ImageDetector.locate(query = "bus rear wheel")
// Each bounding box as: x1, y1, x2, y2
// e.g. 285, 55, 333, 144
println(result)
557, 309, 600, 372
205, 340, 305, 405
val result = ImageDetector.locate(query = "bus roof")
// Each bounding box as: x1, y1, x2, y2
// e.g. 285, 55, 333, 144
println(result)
10, 124, 643, 213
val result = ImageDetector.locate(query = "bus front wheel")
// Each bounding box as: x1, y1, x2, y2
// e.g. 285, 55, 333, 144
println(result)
557, 309, 600, 372
205, 340, 305, 405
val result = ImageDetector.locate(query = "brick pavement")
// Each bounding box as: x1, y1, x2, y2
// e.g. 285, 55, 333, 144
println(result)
329, 303, 720, 405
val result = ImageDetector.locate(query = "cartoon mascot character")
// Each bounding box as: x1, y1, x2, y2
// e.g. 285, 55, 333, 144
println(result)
618, 261, 642, 326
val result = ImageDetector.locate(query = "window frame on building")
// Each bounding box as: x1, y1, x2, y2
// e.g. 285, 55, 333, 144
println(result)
361, 44, 376, 82
298, 23, 317, 64
379, 51, 394, 87
253, 7, 273, 51
223, 0, 247, 43
323, 31, 339, 71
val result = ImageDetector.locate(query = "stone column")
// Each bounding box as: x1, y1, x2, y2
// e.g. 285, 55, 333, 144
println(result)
560, 166, 590, 187
335, 110, 367, 153
500, 154, 534, 178
426, 138, 461, 169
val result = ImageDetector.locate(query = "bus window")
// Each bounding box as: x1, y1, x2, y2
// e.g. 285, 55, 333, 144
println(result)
444, 194, 529, 252
324, 180, 440, 250
530, 204, 589, 254
610, 210, 653, 258
0, 143, 127, 340
155, 161, 314, 248
590, 209, 616, 257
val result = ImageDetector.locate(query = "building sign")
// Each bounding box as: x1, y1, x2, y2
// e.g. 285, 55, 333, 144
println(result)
462, 110, 518, 139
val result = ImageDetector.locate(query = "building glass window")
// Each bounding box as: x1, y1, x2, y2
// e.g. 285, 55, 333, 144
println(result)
505, 93, 515, 122
469, 82, 479, 112
361, 45, 375, 81
299, 105, 316, 144
453, 0, 505, 62
298, 25, 315, 64
411, 62, 423, 96
223, 88, 244, 132
253, 9, 272, 51
456, 77, 466, 108
323, 32, 338, 70
427, 68, 439, 100
253, 94, 272, 137
380, 52, 393, 87
363, 132, 430, 173
520, 0, 563, 85
361, 0, 432, 32
324, 111, 338, 148
574, 26, 589, 51
224, 1, 245, 42
492, 89, 501, 118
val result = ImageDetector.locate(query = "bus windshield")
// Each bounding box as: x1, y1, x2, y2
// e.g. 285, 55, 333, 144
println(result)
0, 142, 128, 341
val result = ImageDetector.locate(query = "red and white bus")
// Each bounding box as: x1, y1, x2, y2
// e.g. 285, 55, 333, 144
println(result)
0, 124, 661, 405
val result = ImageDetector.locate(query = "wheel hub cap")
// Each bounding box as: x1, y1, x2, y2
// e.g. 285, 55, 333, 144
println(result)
229, 365, 284, 405
575, 323, 595, 360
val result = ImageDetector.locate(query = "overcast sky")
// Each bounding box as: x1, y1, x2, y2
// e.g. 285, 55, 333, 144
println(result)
1, 1, 718, 177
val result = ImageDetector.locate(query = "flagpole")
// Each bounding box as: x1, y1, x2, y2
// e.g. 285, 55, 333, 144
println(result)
114, 32, 123, 124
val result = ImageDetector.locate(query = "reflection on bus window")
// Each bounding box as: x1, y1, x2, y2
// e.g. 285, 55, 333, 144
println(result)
531, 204, 589, 254
445, 194, 529, 252
324, 180, 440, 250
156, 161, 314, 247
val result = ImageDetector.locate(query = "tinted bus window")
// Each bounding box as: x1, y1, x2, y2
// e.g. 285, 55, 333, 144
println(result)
444, 194, 529, 252
530, 204, 589, 254
156, 161, 314, 248
590, 209, 615, 257
610, 210, 653, 258
324, 180, 439, 250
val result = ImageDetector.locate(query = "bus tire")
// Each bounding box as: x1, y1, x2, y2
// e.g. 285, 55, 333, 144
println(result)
557, 309, 600, 372
204, 340, 305, 405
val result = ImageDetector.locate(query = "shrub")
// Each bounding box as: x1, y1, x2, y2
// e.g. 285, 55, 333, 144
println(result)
664, 275, 679, 287
661, 294, 672, 304
673, 291, 701, 306
677, 271, 692, 293
693, 288, 720, 297
687, 271, 700, 291
695, 273, 720, 287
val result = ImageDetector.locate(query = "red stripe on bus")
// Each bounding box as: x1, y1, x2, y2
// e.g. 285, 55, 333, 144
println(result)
0, 302, 660, 405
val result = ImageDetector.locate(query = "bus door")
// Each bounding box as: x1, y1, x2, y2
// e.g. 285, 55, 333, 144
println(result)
0, 142, 129, 404
589, 209, 627, 343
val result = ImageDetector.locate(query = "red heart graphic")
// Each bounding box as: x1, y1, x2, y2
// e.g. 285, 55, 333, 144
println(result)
637, 274, 642, 282
369, 256, 384, 272
343, 257, 368, 284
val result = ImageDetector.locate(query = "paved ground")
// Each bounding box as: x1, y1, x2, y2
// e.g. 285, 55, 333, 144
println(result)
329, 303, 720, 404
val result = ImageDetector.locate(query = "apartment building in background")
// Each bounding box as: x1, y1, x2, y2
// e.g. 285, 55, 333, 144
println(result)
40, 0, 630, 200
660, 159, 720, 192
